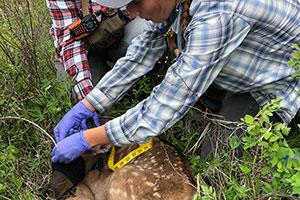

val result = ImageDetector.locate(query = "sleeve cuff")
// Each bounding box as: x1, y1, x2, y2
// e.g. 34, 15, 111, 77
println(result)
85, 88, 113, 115
73, 79, 93, 100
104, 117, 132, 146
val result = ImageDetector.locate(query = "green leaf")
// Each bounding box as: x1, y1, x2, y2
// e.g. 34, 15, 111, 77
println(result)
244, 114, 254, 124
258, 141, 269, 148
261, 166, 273, 175
170, 134, 185, 151
292, 186, 300, 195
288, 59, 298, 66
282, 140, 289, 148
288, 149, 295, 158
247, 125, 255, 132
230, 135, 241, 149
254, 180, 261, 197
292, 52, 300, 60
282, 126, 291, 136
277, 147, 288, 159
295, 172, 300, 185
273, 172, 281, 178
263, 132, 272, 140
269, 136, 279, 142
263, 182, 272, 190
277, 161, 283, 169
287, 160, 293, 169
271, 156, 279, 166
293, 43, 300, 50
272, 142, 280, 152
239, 165, 251, 174
0, 99, 5, 105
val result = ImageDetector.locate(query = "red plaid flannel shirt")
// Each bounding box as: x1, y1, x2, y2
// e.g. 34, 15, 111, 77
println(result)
47, 0, 130, 100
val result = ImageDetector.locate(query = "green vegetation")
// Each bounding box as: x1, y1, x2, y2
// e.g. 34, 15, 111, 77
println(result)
189, 99, 300, 199
289, 44, 300, 92
1, 1, 300, 199
0, 0, 72, 199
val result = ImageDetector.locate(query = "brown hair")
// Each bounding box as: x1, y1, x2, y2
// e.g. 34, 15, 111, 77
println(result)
166, 0, 192, 52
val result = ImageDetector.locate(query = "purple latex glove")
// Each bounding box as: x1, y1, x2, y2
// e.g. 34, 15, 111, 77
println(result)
67, 112, 101, 135
54, 101, 95, 142
51, 130, 92, 164
80, 112, 101, 130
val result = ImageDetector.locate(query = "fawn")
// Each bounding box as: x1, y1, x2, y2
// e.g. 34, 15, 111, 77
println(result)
44, 136, 196, 200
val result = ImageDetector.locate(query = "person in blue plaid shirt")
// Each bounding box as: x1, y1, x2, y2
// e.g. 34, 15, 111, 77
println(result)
51, 0, 300, 164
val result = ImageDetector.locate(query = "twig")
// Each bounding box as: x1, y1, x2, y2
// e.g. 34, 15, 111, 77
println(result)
0, 116, 57, 148
160, 142, 197, 190
0, 194, 12, 200
187, 122, 211, 155
257, 193, 298, 199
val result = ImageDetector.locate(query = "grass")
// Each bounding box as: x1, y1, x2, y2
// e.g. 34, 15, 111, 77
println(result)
1, 0, 300, 199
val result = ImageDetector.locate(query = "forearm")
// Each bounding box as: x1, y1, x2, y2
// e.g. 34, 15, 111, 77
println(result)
81, 98, 111, 146
84, 125, 111, 147
82, 98, 96, 112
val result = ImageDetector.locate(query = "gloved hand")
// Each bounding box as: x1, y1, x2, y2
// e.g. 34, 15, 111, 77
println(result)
54, 101, 95, 143
68, 112, 101, 135
80, 112, 101, 130
51, 130, 92, 164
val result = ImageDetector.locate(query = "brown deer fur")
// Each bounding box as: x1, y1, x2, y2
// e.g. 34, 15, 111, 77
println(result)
45, 137, 196, 200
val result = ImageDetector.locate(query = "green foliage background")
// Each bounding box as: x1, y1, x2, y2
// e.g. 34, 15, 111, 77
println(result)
1, 0, 300, 199
0, 0, 73, 199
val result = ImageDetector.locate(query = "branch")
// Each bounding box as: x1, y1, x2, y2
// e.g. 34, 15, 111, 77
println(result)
0, 116, 57, 148
258, 193, 298, 200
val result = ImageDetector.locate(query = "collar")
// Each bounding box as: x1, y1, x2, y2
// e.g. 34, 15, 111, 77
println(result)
159, 2, 181, 36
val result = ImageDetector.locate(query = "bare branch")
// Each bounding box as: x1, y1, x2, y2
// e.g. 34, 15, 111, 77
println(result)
0, 116, 57, 148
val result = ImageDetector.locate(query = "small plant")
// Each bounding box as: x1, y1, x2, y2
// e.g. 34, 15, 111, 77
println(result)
193, 174, 217, 200
239, 99, 300, 196
189, 99, 300, 199
132, 75, 152, 101
288, 43, 300, 87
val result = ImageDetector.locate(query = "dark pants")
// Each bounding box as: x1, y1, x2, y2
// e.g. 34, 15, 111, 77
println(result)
199, 90, 299, 160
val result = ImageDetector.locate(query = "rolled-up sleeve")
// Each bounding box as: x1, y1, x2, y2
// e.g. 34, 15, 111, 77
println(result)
87, 13, 250, 146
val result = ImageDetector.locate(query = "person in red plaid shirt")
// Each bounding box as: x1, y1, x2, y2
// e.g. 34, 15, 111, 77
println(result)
46, 0, 146, 100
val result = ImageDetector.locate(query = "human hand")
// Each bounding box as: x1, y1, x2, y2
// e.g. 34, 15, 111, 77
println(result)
68, 112, 101, 135
54, 101, 95, 142
51, 130, 92, 164
80, 112, 101, 130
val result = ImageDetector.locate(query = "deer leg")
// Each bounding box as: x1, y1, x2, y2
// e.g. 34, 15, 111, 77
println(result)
66, 182, 95, 200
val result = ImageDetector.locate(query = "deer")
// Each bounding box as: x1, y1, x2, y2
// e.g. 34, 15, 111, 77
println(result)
43, 119, 196, 200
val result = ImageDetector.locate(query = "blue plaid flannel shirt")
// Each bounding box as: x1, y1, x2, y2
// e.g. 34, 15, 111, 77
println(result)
86, 0, 300, 146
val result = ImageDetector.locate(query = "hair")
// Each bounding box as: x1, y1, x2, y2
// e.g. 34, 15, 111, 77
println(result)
166, 0, 192, 52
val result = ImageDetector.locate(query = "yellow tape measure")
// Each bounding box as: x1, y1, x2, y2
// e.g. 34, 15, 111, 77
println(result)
164, 23, 174, 37
108, 139, 153, 171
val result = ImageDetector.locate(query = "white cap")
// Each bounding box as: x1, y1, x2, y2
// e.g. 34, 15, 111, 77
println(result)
96, 0, 132, 8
